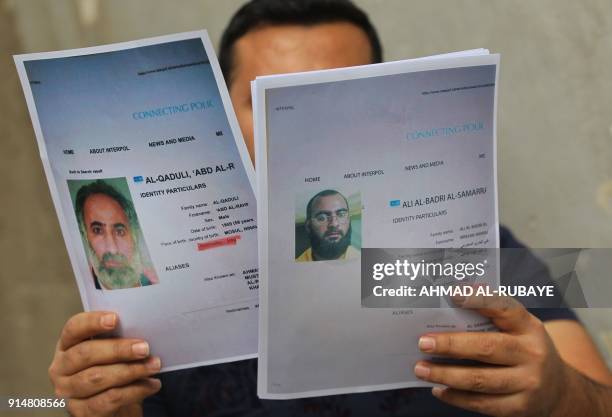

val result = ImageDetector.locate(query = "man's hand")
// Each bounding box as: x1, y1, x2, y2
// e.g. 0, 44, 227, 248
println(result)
412, 294, 589, 417
49, 311, 162, 417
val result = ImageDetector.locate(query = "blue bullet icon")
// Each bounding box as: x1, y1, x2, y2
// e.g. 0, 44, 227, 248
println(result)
390, 200, 400, 207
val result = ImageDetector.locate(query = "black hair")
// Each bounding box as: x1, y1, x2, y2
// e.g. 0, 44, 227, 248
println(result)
75, 180, 136, 230
219, 0, 383, 86
306, 189, 349, 220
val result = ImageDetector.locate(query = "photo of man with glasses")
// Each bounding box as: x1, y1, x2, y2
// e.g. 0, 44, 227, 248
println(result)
296, 189, 360, 262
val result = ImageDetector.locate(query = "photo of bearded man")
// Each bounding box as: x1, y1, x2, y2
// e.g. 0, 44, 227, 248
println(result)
70, 178, 159, 289
296, 189, 360, 262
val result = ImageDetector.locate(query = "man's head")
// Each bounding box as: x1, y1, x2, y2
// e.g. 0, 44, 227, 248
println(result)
305, 190, 352, 260
220, 0, 383, 161
75, 180, 142, 289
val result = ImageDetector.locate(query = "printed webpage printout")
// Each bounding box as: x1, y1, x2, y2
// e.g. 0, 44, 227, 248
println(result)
254, 50, 500, 398
14, 31, 259, 372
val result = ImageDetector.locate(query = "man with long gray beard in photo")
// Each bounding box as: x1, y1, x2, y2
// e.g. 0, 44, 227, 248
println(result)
297, 189, 360, 262
75, 180, 158, 290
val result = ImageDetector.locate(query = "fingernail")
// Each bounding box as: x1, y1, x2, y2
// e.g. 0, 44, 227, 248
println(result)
149, 378, 162, 389
132, 342, 149, 357
101, 314, 116, 329
419, 336, 436, 352
432, 386, 444, 397
147, 356, 161, 371
414, 363, 430, 379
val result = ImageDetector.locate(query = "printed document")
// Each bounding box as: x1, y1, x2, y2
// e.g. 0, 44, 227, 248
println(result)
15, 31, 258, 371
254, 50, 500, 398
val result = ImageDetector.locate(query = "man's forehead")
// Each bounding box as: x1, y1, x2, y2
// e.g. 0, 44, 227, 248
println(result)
232, 22, 373, 79
83, 193, 128, 221
312, 194, 348, 211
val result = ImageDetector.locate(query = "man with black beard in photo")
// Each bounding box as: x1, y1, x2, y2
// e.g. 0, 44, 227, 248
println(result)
297, 189, 360, 261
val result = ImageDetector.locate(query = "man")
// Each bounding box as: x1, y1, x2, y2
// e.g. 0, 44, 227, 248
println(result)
48, 1, 612, 416
297, 189, 360, 261
75, 179, 157, 289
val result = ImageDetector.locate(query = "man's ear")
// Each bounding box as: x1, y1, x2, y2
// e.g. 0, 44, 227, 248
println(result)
304, 220, 311, 234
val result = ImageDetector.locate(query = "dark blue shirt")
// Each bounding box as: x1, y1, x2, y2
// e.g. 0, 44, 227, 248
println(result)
144, 227, 576, 417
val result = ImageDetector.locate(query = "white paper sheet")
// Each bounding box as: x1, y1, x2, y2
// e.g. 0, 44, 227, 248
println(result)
254, 50, 500, 398
14, 31, 259, 372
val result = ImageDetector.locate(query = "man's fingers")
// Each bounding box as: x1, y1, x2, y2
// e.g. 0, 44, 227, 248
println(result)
418, 331, 527, 365
56, 357, 161, 399
59, 311, 118, 351
59, 338, 150, 375
432, 387, 527, 417
66, 378, 161, 417
457, 292, 535, 333
414, 361, 524, 394
418, 332, 527, 365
